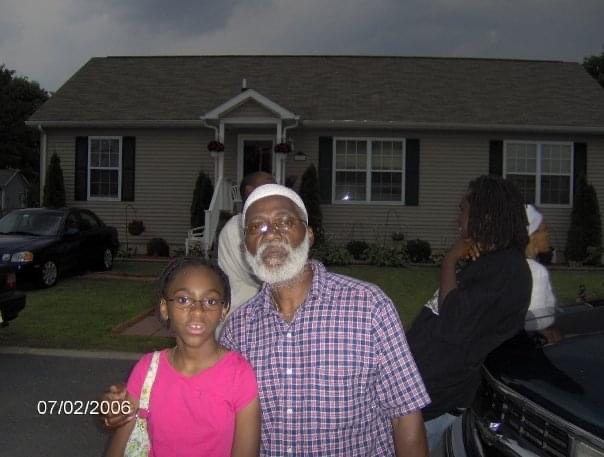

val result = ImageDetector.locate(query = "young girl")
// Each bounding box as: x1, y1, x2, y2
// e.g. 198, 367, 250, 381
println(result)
106, 257, 260, 457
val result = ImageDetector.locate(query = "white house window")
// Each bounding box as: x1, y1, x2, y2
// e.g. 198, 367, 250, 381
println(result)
88, 137, 121, 200
504, 141, 572, 206
334, 138, 405, 203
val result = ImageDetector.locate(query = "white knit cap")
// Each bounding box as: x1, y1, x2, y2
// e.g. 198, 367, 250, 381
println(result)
525, 204, 543, 236
242, 184, 308, 225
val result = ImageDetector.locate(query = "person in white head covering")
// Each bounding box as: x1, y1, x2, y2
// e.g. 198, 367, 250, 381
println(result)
524, 204, 557, 332
222, 183, 430, 456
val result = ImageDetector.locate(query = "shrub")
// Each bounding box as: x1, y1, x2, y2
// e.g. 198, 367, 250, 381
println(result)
365, 243, 409, 267
147, 238, 170, 257
565, 175, 602, 263
310, 240, 353, 266
346, 240, 369, 260
43, 152, 66, 208
391, 231, 405, 242
190, 171, 213, 228
407, 239, 432, 263
299, 164, 325, 245
127, 219, 145, 236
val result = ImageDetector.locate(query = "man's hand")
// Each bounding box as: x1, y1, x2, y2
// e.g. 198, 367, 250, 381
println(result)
99, 383, 137, 429
446, 238, 480, 263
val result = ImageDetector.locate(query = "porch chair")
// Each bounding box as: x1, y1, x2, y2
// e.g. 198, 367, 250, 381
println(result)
231, 184, 243, 213
185, 226, 206, 256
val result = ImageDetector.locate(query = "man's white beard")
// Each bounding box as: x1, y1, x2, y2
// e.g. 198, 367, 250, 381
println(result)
245, 234, 310, 285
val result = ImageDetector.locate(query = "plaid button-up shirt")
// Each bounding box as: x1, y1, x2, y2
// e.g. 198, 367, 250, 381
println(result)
220, 261, 430, 456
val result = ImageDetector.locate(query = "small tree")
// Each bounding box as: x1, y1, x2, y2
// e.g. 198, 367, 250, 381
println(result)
42, 152, 65, 208
299, 164, 325, 245
190, 171, 213, 227
565, 175, 602, 263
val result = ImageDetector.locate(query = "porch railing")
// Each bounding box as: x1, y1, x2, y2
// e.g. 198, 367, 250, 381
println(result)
203, 176, 235, 254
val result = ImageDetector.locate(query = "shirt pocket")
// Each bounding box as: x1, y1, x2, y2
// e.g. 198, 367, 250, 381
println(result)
306, 366, 371, 430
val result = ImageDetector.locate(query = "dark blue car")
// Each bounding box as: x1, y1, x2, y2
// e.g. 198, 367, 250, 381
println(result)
0, 208, 119, 287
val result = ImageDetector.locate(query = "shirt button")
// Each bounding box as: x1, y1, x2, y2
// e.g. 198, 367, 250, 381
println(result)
286, 332, 292, 338
286, 447, 293, 454
287, 408, 293, 415
286, 368, 293, 375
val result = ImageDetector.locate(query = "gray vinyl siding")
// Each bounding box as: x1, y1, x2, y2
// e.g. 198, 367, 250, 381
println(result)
224, 100, 277, 118
43, 127, 604, 256
45, 128, 215, 254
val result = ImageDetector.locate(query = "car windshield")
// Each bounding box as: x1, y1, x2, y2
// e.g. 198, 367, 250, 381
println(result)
0, 212, 63, 236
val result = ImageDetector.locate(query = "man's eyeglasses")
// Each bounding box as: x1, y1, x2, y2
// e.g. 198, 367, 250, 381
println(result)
244, 216, 307, 236
166, 296, 227, 312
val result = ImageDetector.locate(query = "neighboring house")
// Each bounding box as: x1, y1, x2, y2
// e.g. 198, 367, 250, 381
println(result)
0, 169, 29, 216
26, 56, 604, 257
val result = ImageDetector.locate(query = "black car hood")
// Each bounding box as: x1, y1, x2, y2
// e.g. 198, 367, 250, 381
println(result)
0, 235, 56, 253
485, 307, 604, 438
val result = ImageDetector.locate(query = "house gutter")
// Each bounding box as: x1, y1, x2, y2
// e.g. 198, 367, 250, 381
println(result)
301, 120, 604, 135
38, 124, 47, 204
25, 120, 206, 128
24, 119, 604, 135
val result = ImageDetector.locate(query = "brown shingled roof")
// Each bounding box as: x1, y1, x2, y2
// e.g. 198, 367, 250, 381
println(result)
29, 55, 604, 128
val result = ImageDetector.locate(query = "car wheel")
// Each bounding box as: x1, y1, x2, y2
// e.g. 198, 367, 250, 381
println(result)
101, 248, 114, 271
40, 260, 58, 287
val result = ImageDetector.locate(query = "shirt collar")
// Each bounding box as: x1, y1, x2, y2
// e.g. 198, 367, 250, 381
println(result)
256, 260, 327, 315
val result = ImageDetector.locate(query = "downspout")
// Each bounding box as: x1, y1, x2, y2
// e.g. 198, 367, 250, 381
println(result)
38, 124, 47, 205
201, 118, 221, 185
278, 117, 299, 185
282, 117, 299, 143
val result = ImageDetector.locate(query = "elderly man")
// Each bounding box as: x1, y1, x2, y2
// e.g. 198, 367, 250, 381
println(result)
218, 171, 274, 313
102, 184, 430, 457
221, 184, 429, 456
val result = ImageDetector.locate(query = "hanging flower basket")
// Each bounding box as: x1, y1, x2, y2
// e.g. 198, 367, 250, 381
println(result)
207, 140, 225, 152
127, 219, 146, 236
274, 142, 291, 154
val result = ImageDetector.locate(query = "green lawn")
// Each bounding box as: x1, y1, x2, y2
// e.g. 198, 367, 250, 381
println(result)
0, 275, 172, 353
1, 263, 601, 353
111, 259, 168, 276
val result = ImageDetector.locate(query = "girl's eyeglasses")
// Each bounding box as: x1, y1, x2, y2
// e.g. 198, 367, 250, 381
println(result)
166, 297, 227, 312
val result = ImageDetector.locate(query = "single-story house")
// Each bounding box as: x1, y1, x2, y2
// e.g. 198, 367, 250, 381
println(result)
0, 169, 29, 216
27, 56, 604, 258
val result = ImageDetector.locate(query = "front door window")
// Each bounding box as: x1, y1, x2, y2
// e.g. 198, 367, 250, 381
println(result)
243, 140, 273, 177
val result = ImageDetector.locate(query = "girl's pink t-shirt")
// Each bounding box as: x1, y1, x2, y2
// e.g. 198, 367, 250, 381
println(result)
127, 350, 258, 457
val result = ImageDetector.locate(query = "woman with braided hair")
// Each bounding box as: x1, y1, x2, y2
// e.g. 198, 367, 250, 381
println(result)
407, 175, 532, 451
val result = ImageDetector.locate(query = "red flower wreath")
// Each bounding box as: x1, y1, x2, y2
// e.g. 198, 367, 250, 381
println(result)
207, 140, 225, 152
274, 142, 291, 153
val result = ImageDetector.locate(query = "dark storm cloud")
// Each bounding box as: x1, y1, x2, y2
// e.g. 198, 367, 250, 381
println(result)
1, 0, 602, 91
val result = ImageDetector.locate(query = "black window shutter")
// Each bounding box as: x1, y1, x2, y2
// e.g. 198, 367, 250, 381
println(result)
405, 139, 420, 206
489, 140, 503, 176
74, 137, 88, 201
122, 136, 136, 201
573, 142, 587, 195
318, 137, 333, 204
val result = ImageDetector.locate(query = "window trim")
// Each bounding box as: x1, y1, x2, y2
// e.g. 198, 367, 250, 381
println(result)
331, 137, 407, 205
87, 136, 122, 201
503, 140, 574, 208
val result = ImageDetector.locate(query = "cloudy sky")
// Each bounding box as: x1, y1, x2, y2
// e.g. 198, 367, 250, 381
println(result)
1, 0, 602, 92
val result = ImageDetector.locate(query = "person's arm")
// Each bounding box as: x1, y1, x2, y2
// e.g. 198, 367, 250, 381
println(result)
392, 411, 428, 457
438, 238, 479, 307
104, 416, 137, 457
99, 384, 137, 429
231, 397, 260, 457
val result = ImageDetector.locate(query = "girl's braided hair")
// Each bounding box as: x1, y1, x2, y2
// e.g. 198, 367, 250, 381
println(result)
465, 175, 529, 253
